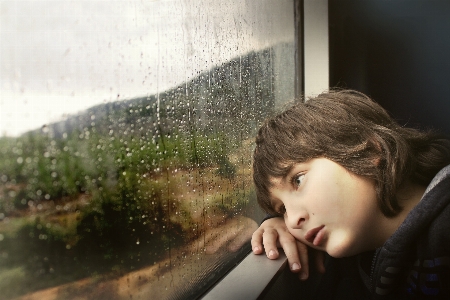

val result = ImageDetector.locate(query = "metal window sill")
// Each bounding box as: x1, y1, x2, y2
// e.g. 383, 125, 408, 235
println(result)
201, 250, 287, 300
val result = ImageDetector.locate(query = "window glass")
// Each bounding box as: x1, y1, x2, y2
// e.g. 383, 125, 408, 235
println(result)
0, 0, 296, 299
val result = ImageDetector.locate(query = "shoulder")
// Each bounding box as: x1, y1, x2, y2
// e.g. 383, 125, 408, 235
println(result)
401, 166, 450, 298
371, 166, 450, 298
424, 164, 450, 195
412, 165, 450, 255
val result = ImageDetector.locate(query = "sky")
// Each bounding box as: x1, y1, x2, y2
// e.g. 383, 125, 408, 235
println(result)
0, 0, 294, 137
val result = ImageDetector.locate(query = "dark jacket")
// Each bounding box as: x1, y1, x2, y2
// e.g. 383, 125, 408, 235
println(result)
367, 165, 450, 299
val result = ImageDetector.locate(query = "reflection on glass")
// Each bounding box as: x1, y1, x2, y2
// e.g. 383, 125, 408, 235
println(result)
0, 0, 295, 299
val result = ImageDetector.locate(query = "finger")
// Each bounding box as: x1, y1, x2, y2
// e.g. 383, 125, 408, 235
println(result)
277, 233, 301, 273
314, 250, 326, 274
251, 228, 265, 254
297, 241, 310, 280
262, 229, 280, 259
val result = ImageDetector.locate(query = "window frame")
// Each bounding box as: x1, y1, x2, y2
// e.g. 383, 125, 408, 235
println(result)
200, 0, 329, 297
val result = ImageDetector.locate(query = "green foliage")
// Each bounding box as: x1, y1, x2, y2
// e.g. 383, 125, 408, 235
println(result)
216, 157, 236, 179
10, 217, 69, 274
75, 174, 185, 272
0, 105, 243, 285
0, 267, 27, 300
0, 46, 278, 299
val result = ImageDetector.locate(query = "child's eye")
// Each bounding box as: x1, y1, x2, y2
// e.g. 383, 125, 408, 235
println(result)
292, 173, 306, 189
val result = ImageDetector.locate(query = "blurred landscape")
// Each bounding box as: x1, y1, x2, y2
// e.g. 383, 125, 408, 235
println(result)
0, 47, 277, 299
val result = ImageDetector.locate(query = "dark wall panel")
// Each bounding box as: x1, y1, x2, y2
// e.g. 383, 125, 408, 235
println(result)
329, 0, 450, 134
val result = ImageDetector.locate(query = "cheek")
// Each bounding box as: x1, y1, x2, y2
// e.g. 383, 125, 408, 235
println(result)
308, 190, 339, 215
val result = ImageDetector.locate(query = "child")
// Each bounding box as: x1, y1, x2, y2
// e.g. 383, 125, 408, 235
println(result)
251, 90, 450, 299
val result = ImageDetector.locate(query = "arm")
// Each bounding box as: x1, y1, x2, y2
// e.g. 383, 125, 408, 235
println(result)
251, 217, 325, 280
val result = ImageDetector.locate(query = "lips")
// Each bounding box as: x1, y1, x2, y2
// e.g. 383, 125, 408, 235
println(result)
305, 225, 325, 246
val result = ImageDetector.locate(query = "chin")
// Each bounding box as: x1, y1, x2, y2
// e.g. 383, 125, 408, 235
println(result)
327, 251, 347, 258
326, 243, 353, 258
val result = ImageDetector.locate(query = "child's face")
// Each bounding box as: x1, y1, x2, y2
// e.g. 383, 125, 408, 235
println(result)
268, 157, 382, 257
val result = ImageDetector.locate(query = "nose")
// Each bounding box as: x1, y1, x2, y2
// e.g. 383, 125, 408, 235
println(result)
284, 207, 308, 229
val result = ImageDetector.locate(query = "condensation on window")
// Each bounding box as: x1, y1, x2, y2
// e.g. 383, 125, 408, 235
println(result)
0, 0, 295, 299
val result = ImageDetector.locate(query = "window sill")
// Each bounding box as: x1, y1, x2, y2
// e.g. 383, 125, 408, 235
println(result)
201, 250, 288, 300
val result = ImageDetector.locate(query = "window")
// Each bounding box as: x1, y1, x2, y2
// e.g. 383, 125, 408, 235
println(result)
0, 0, 296, 299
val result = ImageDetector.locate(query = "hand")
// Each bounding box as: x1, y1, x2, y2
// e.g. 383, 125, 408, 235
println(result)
251, 217, 325, 280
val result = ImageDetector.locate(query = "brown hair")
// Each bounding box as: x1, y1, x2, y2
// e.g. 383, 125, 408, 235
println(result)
253, 90, 450, 217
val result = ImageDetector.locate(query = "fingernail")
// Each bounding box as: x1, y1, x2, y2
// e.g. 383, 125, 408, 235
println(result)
253, 246, 260, 252
291, 263, 300, 271
268, 250, 276, 257
300, 272, 308, 280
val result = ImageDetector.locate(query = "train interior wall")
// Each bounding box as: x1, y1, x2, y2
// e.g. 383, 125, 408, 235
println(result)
329, 0, 450, 135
